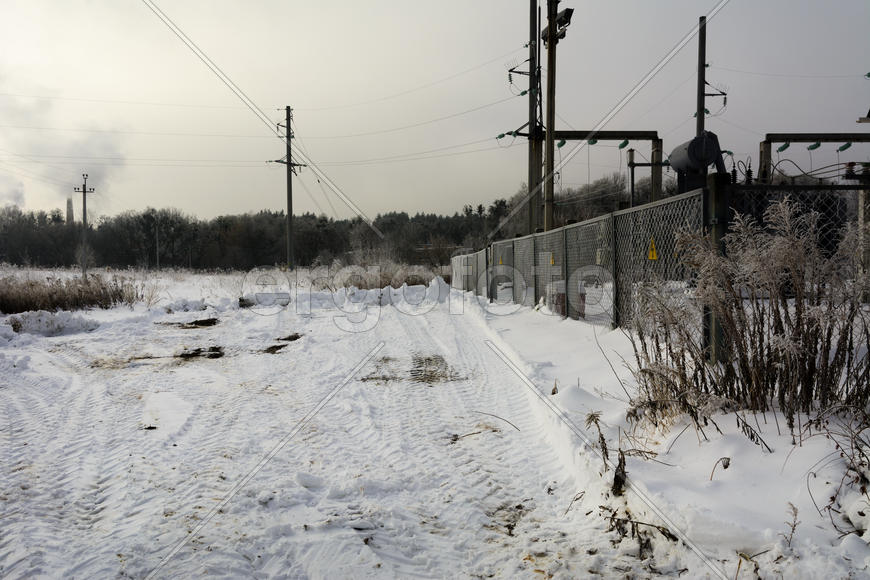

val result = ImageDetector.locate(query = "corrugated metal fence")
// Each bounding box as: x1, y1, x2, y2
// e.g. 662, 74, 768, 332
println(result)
451, 189, 704, 327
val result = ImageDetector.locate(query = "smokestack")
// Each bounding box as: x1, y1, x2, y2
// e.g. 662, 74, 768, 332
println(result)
66, 197, 74, 224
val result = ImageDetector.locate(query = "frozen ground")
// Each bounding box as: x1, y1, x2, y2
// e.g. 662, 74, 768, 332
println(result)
2, 270, 869, 578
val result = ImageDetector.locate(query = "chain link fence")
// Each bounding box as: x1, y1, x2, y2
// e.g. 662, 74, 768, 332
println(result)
730, 185, 861, 256
613, 190, 704, 326
451, 181, 866, 344
513, 236, 536, 307
451, 189, 705, 329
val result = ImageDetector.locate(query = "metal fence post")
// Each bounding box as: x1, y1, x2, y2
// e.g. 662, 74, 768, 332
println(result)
860, 186, 869, 303
703, 173, 730, 363
533, 234, 539, 306
486, 247, 491, 303
611, 214, 619, 329
562, 227, 569, 318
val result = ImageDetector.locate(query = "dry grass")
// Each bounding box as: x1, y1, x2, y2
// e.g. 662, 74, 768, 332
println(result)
0, 274, 143, 314
630, 198, 870, 433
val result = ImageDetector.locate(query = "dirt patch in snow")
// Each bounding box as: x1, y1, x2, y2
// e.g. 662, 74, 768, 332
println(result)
485, 501, 533, 537
361, 353, 465, 386
262, 344, 287, 354
177, 346, 224, 359
156, 317, 218, 329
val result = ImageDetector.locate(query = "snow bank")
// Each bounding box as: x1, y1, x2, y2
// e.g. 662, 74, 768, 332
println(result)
7, 310, 99, 336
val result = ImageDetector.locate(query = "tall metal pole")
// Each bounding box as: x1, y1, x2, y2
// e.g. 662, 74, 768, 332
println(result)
74, 173, 93, 280
543, 0, 557, 231
286, 105, 294, 270
527, 0, 540, 235
696, 16, 706, 139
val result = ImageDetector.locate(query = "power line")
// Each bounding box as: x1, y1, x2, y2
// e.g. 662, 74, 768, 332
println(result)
296, 173, 325, 216
2, 153, 264, 163
0, 162, 73, 188
0, 46, 523, 114
140, 0, 383, 237
302, 94, 521, 139
0, 159, 269, 168
310, 137, 492, 165
0, 123, 276, 139
0, 92, 520, 141
710, 65, 862, 79
296, 46, 525, 111
0, 91, 245, 110
0, 137, 518, 168
319, 142, 527, 167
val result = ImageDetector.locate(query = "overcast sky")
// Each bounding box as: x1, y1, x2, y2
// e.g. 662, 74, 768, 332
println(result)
0, 0, 867, 221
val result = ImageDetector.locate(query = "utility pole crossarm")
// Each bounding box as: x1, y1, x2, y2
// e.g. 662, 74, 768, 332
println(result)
551, 130, 659, 141
764, 133, 870, 144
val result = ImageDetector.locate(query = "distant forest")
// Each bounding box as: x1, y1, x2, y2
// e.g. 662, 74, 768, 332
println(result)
0, 173, 670, 269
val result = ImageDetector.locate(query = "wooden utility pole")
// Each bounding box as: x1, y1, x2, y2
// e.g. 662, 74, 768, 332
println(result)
543, 0, 557, 231
73, 174, 94, 280
528, 0, 543, 234
274, 106, 306, 269
695, 16, 707, 181
285, 105, 295, 270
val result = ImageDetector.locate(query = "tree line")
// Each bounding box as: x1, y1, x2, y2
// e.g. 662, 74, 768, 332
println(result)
0, 173, 661, 269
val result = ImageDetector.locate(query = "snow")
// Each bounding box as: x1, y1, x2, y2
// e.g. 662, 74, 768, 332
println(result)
1, 268, 869, 578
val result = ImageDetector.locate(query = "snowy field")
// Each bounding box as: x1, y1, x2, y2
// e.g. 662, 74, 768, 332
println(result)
2, 269, 870, 578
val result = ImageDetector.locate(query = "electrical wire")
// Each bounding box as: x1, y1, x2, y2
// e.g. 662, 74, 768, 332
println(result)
289, 119, 340, 218
0, 91, 245, 110
314, 176, 339, 219
0, 146, 84, 181
3, 153, 265, 163
302, 94, 520, 139
710, 65, 861, 80
296, 174, 325, 216
319, 142, 527, 167
0, 93, 520, 142
554, 183, 625, 205
140, 0, 382, 236
309, 137, 493, 165
297, 46, 525, 111
0, 123, 275, 139
626, 70, 695, 125
708, 116, 763, 138
0, 161, 73, 188
0, 47, 524, 113
0, 159, 270, 168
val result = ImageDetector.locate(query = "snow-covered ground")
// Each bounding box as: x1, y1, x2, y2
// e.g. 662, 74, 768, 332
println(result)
2, 270, 869, 578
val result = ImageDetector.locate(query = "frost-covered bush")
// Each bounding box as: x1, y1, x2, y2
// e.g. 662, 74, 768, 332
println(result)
631, 198, 870, 431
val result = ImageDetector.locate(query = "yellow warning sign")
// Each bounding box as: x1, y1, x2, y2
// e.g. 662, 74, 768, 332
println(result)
648, 237, 659, 261
498, 256, 503, 265
550, 253, 555, 265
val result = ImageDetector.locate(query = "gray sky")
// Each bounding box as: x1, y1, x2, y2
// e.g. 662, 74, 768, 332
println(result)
0, 0, 868, 221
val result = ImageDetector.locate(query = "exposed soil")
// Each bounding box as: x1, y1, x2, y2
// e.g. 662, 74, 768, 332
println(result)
262, 344, 288, 354
156, 318, 218, 329
485, 501, 532, 537
177, 346, 224, 359
361, 353, 465, 386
